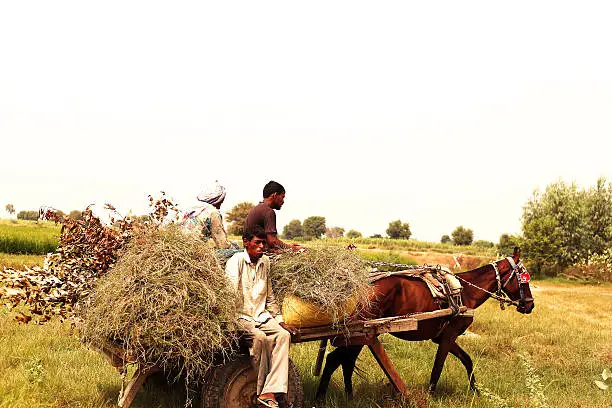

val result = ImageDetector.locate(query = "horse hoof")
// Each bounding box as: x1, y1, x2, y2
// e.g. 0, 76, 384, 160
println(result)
428, 385, 436, 395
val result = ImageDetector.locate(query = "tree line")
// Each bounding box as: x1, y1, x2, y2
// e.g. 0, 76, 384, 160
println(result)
8, 176, 609, 277
5, 204, 85, 221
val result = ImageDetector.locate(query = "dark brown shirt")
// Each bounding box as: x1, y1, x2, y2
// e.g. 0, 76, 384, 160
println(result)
246, 202, 277, 235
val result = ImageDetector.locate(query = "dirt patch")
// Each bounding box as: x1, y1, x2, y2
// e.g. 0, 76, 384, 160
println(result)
362, 248, 492, 271
405, 251, 491, 271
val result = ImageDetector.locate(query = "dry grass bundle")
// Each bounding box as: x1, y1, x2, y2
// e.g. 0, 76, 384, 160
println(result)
79, 225, 238, 380
270, 248, 372, 325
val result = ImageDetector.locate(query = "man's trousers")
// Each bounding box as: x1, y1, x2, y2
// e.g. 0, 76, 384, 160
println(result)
237, 318, 290, 395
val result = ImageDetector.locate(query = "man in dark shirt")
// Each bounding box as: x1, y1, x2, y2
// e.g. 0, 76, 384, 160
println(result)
246, 181, 302, 251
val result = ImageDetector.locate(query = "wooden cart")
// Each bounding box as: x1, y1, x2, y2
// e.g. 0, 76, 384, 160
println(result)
99, 306, 473, 408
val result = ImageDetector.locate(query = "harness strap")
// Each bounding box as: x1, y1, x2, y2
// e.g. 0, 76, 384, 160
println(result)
454, 269, 519, 308
490, 262, 506, 310
506, 256, 517, 270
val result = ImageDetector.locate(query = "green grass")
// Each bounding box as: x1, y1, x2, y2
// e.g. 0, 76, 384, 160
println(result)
0, 253, 45, 270
296, 237, 497, 257
356, 249, 418, 265
1, 282, 610, 407
0, 220, 59, 255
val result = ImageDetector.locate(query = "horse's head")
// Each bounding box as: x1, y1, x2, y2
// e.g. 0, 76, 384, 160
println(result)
496, 247, 534, 314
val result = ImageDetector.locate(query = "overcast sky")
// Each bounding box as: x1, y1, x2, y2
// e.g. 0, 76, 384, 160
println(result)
1, 1, 611, 242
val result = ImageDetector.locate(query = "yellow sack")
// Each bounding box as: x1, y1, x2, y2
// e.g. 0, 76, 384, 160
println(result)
282, 295, 359, 327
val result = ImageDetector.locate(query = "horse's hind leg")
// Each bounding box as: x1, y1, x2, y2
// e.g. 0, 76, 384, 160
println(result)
429, 337, 451, 393
449, 341, 478, 393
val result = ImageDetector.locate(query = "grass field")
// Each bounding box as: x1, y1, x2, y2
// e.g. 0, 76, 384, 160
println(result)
1, 281, 610, 408
0, 253, 46, 270
1, 222, 609, 407
0, 220, 59, 255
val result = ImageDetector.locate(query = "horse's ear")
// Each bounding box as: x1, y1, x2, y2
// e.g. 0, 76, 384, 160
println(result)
513, 246, 520, 260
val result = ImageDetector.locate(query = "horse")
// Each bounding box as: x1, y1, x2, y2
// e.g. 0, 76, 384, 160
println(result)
315, 247, 535, 399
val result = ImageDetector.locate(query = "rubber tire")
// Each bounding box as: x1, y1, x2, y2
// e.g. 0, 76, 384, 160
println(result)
201, 356, 303, 408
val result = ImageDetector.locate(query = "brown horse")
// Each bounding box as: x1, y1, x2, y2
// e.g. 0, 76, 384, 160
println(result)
315, 248, 534, 399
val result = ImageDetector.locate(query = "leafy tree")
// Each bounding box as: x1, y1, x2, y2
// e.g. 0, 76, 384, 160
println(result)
325, 226, 345, 239
440, 234, 451, 244
473, 240, 494, 248
370, 234, 383, 238
17, 210, 39, 221
303, 216, 326, 239
69, 210, 84, 220
498, 233, 521, 256
522, 178, 612, 270
5, 204, 15, 215
283, 219, 303, 239
452, 226, 473, 245
346, 229, 362, 239
386, 220, 412, 239
226, 202, 255, 236
584, 177, 612, 258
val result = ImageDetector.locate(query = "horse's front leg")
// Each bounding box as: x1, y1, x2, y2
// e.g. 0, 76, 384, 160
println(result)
340, 346, 362, 399
315, 347, 344, 400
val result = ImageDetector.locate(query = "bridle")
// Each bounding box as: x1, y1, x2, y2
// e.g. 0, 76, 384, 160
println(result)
491, 257, 533, 310
455, 256, 533, 311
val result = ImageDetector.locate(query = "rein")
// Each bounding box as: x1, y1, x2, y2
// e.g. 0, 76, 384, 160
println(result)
453, 272, 519, 308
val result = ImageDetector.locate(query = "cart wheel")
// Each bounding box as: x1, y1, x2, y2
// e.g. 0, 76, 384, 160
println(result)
201, 356, 303, 408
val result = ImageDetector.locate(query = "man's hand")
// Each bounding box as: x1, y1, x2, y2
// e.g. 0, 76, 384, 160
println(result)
279, 322, 298, 335
291, 243, 305, 252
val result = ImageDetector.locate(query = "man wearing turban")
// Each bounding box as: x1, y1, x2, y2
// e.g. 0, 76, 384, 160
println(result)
181, 181, 237, 250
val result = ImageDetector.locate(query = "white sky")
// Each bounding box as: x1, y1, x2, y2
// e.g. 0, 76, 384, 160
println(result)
1, 1, 611, 242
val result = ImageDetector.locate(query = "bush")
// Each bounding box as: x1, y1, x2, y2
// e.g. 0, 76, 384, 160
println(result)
346, 229, 362, 239
440, 234, 451, 244
473, 240, 494, 248
17, 210, 39, 221
562, 249, 612, 282
68, 210, 84, 220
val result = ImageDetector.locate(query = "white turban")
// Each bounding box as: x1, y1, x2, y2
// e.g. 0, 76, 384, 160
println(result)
197, 182, 226, 206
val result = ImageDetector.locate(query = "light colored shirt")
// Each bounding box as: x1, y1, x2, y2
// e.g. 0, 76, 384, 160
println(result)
180, 203, 232, 249
225, 251, 283, 324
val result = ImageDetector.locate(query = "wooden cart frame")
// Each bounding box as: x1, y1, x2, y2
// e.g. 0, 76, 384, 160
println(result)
99, 307, 473, 407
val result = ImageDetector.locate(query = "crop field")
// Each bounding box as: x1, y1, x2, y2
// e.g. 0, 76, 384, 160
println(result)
0, 253, 45, 270
311, 237, 498, 257
0, 220, 59, 255
0, 280, 610, 408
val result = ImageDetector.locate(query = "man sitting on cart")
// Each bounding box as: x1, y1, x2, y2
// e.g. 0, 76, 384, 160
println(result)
225, 226, 297, 408
246, 180, 302, 252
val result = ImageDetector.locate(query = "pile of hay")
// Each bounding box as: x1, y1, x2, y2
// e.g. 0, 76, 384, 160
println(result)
270, 248, 372, 326
79, 225, 238, 380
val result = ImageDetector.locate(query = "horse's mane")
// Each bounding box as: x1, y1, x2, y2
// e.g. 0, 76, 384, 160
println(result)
461, 261, 493, 276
